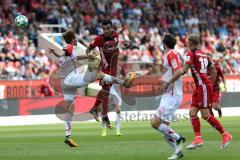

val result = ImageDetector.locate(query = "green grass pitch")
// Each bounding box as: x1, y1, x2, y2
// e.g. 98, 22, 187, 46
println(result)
0, 116, 238, 160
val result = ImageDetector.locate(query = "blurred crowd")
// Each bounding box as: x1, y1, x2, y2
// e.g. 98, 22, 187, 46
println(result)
0, 0, 240, 80
0, 30, 55, 80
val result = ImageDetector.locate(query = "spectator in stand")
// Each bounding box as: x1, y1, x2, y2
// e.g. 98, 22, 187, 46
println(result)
0, 0, 239, 79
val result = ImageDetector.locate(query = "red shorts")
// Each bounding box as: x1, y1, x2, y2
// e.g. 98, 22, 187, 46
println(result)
212, 88, 221, 103
100, 67, 117, 76
191, 84, 213, 108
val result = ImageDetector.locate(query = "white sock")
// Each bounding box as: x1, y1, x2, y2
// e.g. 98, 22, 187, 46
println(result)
116, 112, 121, 132
65, 112, 73, 137
102, 74, 113, 83
102, 74, 124, 85
158, 123, 180, 141
65, 121, 72, 137
163, 134, 177, 154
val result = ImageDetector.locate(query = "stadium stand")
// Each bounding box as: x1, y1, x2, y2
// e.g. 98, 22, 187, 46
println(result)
0, 0, 239, 80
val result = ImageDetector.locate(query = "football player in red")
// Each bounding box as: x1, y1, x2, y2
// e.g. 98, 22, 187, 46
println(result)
86, 20, 124, 128
162, 34, 232, 150
207, 54, 226, 117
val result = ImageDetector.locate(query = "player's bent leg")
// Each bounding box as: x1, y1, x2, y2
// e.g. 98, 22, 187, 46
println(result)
100, 85, 113, 129
96, 71, 136, 88
64, 72, 88, 88
200, 108, 232, 149
187, 107, 204, 150
151, 116, 185, 156
64, 99, 78, 147
150, 115, 161, 129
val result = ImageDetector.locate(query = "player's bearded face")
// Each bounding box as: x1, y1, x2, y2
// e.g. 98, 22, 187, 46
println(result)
103, 24, 113, 37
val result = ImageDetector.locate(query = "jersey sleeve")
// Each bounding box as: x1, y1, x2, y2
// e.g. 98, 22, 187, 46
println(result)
184, 51, 194, 65
90, 36, 102, 48
63, 44, 73, 56
167, 52, 181, 71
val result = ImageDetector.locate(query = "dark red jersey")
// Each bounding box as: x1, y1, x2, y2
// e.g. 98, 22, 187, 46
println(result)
90, 32, 119, 75
185, 49, 212, 87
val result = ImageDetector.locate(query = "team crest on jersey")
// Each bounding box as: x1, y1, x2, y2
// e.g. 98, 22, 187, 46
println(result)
103, 40, 119, 53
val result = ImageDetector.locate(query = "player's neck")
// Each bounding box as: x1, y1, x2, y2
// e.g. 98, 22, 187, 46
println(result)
164, 48, 172, 54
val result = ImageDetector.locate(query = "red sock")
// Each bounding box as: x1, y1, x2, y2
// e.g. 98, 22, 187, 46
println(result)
191, 116, 201, 137
206, 115, 225, 134
91, 90, 103, 110
102, 96, 109, 116
101, 85, 111, 116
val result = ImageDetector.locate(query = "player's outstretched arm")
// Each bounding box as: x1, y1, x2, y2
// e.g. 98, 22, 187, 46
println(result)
49, 48, 64, 57
76, 54, 96, 61
161, 64, 190, 93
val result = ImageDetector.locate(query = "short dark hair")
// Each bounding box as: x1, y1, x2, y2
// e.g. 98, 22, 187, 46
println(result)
188, 34, 200, 46
102, 19, 112, 26
162, 33, 176, 49
63, 30, 75, 44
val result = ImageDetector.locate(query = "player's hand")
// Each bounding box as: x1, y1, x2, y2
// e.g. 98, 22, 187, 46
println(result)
224, 85, 227, 92
49, 48, 55, 54
161, 81, 170, 94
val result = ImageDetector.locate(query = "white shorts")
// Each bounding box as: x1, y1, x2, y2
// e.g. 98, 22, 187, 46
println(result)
60, 79, 77, 102
109, 84, 122, 106
61, 70, 97, 101
155, 94, 182, 122
64, 70, 97, 88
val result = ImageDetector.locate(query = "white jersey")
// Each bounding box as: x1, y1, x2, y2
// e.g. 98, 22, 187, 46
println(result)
59, 44, 78, 79
162, 50, 183, 95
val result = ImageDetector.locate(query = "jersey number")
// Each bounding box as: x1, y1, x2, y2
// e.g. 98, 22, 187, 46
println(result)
199, 57, 208, 73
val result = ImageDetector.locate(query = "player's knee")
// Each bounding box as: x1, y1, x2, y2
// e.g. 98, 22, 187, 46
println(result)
201, 112, 209, 120
150, 118, 160, 129
64, 100, 74, 113
115, 107, 121, 113
96, 72, 104, 80
212, 103, 220, 110
189, 110, 197, 118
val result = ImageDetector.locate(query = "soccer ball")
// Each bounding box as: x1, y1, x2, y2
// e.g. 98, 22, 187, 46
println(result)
15, 15, 28, 28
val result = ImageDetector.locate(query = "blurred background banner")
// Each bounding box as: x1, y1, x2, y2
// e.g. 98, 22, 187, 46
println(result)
1, 75, 240, 117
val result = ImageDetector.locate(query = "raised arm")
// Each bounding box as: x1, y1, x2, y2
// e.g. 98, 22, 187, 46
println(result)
86, 36, 101, 54
49, 48, 64, 58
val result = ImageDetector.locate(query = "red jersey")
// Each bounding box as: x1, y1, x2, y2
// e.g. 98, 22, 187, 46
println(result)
90, 32, 119, 75
185, 49, 212, 87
